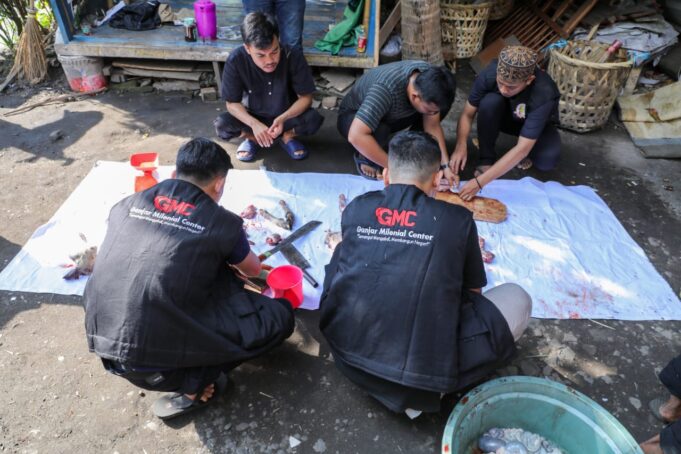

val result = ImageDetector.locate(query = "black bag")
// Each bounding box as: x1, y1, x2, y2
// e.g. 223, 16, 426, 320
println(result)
109, 0, 161, 31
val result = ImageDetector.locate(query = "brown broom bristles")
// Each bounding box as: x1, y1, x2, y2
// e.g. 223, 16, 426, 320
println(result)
10, 8, 47, 85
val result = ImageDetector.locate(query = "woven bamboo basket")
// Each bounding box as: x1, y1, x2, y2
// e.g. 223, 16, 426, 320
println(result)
548, 40, 633, 133
489, 0, 514, 20
441, 0, 493, 61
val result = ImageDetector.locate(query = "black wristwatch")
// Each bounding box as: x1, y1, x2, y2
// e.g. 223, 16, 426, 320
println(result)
440, 163, 448, 171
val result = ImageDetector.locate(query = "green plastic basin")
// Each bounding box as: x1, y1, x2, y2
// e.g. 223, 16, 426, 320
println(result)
442, 376, 642, 454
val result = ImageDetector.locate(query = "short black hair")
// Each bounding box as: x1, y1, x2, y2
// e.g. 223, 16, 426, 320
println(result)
176, 138, 232, 184
414, 66, 456, 114
240, 11, 279, 49
388, 131, 440, 183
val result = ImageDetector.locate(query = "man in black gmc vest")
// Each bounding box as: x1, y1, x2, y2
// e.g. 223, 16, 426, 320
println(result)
83, 138, 294, 420
320, 130, 532, 417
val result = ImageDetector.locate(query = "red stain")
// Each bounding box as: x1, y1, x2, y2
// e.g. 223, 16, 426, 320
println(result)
461, 396, 469, 404
444, 444, 450, 452
569, 311, 581, 319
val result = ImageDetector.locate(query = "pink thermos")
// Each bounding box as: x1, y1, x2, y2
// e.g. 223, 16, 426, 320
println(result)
194, 0, 217, 40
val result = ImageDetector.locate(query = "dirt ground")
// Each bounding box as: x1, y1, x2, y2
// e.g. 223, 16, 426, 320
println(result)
1, 67, 680, 454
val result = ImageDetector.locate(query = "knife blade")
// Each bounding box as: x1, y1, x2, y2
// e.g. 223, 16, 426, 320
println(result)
281, 244, 318, 288
258, 220, 322, 261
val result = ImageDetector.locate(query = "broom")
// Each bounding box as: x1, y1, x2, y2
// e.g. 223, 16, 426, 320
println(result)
10, 7, 47, 85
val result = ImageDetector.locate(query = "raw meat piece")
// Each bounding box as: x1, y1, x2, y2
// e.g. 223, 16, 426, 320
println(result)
240, 204, 257, 219
338, 194, 347, 213
63, 245, 98, 280
325, 230, 342, 251
266, 234, 282, 246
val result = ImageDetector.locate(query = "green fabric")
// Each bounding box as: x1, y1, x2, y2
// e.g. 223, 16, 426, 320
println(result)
314, 0, 365, 55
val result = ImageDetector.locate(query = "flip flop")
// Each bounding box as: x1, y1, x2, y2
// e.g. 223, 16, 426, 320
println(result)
649, 396, 672, 424
516, 158, 533, 170
279, 138, 308, 160
152, 374, 229, 421
353, 152, 383, 181
236, 140, 259, 162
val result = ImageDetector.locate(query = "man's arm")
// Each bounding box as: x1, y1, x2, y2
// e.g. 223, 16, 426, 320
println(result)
348, 118, 389, 168
423, 112, 457, 188
449, 101, 478, 175
268, 93, 313, 138
458, 135, 535, 200
233, 250, 262, 277
226, 101, 274, 147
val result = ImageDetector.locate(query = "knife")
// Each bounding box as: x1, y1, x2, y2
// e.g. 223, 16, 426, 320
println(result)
281, 244, 319, 288
258, 220, 322, 261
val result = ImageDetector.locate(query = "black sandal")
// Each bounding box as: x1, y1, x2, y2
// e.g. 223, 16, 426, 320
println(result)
152, 374, 228, 420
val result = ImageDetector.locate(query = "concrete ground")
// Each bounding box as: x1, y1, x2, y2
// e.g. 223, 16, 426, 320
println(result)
1, 66, 680, 454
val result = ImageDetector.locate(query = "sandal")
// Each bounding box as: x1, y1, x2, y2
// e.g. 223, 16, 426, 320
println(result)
236, 139, 259, 162
353, 152, 383, 181
649, 396, 672, 424
152, 374, 228, 421
279, 138, 308, 160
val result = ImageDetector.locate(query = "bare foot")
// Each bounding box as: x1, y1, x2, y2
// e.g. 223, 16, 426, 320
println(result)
516, 158, 533, 170
640, 434, 663, 454
360, 164, 382, 180
185, 383, 216, 403
660, 395, 681, 422
474, 165, 491, 177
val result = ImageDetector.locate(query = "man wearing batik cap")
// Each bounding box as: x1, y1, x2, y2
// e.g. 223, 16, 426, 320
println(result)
449, 45, 561, 201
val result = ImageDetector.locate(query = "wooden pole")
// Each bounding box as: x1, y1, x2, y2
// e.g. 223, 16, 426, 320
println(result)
400, 0, 443, 65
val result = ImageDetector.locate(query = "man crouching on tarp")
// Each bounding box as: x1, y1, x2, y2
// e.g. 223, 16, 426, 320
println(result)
319, 130, 532, 418
83, 138, 294, 420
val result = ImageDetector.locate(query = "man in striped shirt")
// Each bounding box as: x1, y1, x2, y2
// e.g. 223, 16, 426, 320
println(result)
337, 61, 457, 182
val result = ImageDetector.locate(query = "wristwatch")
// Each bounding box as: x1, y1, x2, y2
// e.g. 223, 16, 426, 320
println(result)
440, 163, 448, 171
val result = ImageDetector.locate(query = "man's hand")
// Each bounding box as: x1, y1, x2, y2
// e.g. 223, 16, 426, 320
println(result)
437, 167, 459, 192
458, 178, 480, 201
449, 143, 468, 175
268, 116, 285, 139
252, 121, 274, 147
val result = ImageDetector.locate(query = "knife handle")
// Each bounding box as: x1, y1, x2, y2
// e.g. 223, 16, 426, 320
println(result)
302, 268, 318, 288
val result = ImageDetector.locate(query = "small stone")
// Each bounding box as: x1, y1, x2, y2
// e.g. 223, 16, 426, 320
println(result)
542, 365, 553, 376
582, 344, 597, 356
289, 436, 301, 448
223, 423, 232, 431
57, 356, 65, 362
145, 421, 158, 431
49, 130, 63, 141
200, 87, 218, 102
312, 439, 327, 453
562, 332, 577, 343
312, 99, 321, 109
629, 397, 642, 410
235, 422, 250, 432
600, 375, 613, 385
519, 359, 540, 376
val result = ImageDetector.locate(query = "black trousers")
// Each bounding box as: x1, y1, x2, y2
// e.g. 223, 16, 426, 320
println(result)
337, 104, 451, 165
660, 355, 681, 454
214, 108, 323, 142
477, 92, 561, 171
103, 359, 240, 396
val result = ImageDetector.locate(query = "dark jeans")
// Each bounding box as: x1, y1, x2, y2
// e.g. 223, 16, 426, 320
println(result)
660, 355, 681, 454
242, 0, 305, 51
337, 105, 451, 167
477, 92, 561, 171
102, 359, 241, 395
214, 108, 323, 142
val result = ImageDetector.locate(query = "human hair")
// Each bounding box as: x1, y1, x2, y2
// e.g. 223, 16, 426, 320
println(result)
240, 11, 279, 49
413, 66, 456, 114
176, 138, 232, 185
388, 131, 440, 183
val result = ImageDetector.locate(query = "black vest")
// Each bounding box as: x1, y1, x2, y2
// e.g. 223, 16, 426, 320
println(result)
84, 179, 293, 368
320, 185, 514, 392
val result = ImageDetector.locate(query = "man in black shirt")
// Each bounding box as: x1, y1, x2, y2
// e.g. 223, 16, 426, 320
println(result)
320, 131, 532, 416
450, 46, 561, 201
214, 12, 323, 161
337, 61, 457, 182
83, 138, 294, 420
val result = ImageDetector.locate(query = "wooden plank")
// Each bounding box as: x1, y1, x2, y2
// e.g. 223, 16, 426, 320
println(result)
213, 61, 222, 98
563, 0, 599, 34
112, 59, 211, 72
378, 2, 400, 49
122, 68, 205, 80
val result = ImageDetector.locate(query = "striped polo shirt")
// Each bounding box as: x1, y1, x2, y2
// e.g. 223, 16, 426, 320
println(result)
340, 60, 431, 132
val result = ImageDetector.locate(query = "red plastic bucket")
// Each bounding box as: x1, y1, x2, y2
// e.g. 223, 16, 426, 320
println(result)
266, 265, 304, 308
58, 55, 108, 93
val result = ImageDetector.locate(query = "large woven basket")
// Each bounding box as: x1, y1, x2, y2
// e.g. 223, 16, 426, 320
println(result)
548, 41, 633, 133
441, 0, 493, 60
489, 0, 514, 20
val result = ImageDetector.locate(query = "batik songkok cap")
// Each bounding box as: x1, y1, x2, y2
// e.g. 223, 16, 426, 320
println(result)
497, 46, 538, 83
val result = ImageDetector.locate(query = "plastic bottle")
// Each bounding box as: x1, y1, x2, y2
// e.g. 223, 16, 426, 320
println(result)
193, 0, 217, 41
